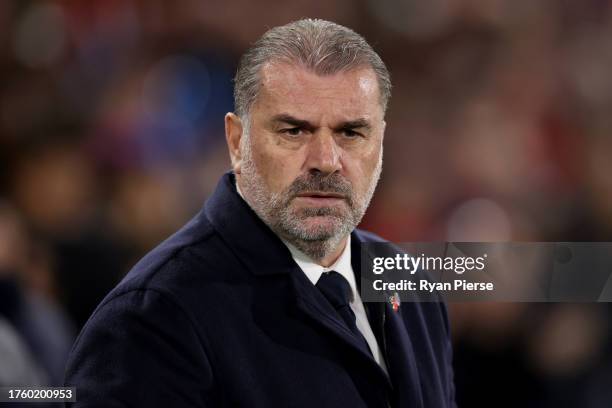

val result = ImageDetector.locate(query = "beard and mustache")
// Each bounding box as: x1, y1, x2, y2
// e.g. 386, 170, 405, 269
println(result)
238, 137, 382, 261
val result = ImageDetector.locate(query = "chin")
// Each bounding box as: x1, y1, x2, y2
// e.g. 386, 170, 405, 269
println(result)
293, 216, 344, 240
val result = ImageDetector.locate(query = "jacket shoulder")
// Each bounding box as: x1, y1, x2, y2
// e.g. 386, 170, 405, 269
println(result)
354, 228, 407, 258
354, 228, 388, 243
96, 208, 239, 316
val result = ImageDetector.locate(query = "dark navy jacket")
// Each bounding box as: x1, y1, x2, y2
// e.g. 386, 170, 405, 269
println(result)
65, 172, 456, 407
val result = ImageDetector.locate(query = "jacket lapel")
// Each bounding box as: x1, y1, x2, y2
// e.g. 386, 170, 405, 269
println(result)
353, 232, 424, 408
382, 303, 424, 408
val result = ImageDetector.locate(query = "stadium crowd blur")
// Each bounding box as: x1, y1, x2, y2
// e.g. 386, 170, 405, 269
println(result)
1, 1, 611, 406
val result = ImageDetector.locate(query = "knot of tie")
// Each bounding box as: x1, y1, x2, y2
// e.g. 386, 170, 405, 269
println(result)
316, 271, 353, 309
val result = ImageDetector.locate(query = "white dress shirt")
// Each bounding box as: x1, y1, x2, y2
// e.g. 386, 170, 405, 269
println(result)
236, 182, 388, 372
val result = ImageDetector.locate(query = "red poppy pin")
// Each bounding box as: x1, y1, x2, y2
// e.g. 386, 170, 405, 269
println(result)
390, 292, 401, 312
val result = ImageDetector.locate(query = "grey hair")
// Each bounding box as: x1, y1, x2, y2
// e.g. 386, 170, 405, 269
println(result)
233, 18, 391, 119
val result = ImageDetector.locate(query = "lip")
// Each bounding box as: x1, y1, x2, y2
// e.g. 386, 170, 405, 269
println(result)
294, 192, 347, 206
295, 191, 346, 199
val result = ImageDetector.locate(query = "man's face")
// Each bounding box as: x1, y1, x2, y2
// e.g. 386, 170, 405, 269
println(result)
235, 62, 384, 256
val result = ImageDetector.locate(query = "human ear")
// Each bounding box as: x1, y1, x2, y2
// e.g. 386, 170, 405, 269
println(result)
225, 113, 245, 174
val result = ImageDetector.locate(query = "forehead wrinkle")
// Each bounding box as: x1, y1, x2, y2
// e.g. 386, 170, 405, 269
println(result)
255, 63, 383, 123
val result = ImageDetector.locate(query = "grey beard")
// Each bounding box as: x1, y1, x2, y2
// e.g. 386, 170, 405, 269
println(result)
267, 203, 356, 261
238, 136, 382, 262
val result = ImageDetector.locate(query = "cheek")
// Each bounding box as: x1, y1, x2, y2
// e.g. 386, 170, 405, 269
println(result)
345, 147, 381, 190
251, 143, 303, 192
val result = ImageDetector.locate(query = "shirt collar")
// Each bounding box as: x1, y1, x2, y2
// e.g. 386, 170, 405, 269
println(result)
236, 178, 357, 301
284, 236, 356, 302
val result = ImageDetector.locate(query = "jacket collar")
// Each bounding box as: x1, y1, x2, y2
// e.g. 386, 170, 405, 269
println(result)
204, 171, 297, 276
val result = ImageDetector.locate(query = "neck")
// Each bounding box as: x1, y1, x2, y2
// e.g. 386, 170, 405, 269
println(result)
317, 236, 348, 267
282, 232, 349, 267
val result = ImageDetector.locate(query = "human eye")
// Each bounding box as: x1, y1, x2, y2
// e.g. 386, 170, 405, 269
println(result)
280, 127, 304, 137
341, 128, 362, 138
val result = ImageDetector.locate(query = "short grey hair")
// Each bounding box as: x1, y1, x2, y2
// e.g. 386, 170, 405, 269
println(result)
233, 19, 391, 119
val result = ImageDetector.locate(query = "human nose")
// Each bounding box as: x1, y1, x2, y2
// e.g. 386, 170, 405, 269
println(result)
304, 131, 342, 175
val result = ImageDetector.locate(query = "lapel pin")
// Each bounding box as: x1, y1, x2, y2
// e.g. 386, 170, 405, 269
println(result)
389, 292, 401, 312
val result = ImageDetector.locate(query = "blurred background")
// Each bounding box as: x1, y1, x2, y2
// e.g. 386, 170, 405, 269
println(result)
0, 0, 611, 406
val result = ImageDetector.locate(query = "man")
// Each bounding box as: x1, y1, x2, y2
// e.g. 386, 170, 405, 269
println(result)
65, 19, 456, 407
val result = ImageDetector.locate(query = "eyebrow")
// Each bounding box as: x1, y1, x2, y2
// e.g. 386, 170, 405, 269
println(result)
335, 118, 372, 132
270, 114, 372, 132
271, 114, 313, 130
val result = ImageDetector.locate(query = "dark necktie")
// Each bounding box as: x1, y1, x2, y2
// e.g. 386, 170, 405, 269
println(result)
316, 271, 372, 355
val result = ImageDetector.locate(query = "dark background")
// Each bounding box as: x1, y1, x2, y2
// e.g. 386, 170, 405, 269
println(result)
1, 1, 611, 406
